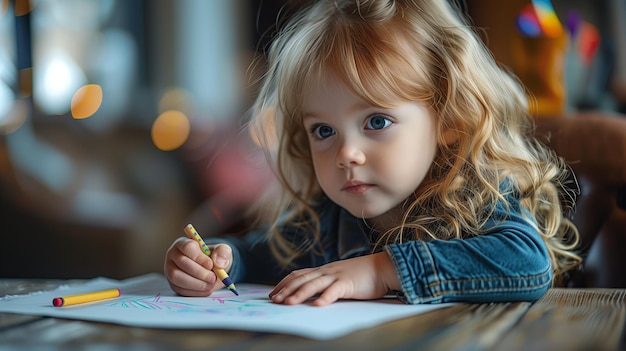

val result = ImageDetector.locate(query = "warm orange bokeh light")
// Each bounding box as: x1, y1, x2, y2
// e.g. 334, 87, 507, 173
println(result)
151, 110, 190, 151
71, 84, 103, 119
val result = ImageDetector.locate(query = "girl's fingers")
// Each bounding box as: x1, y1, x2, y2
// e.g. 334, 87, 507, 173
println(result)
165, 237, 242, 297
311, 281, 345, 306
178, 239, 213, 269
271, 270, 336, 305
173, 251, 216, 284
164, 238, 219, 295
269, 269, 311, 298
209, 244, 233, 270
167, 267, 215, 296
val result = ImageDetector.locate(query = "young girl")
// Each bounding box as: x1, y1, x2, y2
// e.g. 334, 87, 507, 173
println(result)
164, 0, 582, 306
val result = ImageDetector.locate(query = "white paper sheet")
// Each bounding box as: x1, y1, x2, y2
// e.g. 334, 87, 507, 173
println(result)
0, 273, 453, 340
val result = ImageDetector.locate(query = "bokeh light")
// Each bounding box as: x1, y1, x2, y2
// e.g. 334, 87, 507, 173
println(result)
151, 110, 190, 151
34, 51, 86, 115
71, 84, 103, 119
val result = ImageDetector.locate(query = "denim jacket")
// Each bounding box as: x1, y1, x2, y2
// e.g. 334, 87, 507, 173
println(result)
217, 192, 552, 304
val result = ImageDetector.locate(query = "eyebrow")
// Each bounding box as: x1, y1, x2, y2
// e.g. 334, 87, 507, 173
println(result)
302, 101, 373, 121
302, 112, 318, 120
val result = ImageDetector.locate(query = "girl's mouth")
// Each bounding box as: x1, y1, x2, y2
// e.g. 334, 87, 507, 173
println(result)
342, 181, 374, 194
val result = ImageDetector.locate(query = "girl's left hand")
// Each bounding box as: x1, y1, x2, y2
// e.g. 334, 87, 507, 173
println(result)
269, 252, 400, 306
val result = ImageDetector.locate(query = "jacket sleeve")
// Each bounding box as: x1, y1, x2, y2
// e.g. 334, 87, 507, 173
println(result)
385, 199, 553, 304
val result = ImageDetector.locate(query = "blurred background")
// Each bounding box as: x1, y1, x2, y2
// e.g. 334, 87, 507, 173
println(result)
0, 0, 283, 279
0, 0, 624, 279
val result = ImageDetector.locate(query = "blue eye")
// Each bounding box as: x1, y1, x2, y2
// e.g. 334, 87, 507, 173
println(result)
366, 115, 392, 130
311, 124, 336, 139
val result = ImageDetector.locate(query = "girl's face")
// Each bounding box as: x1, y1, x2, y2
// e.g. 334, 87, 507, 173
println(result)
302, 72, 438, 226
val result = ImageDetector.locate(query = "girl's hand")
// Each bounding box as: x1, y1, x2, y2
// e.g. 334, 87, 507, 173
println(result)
269, 252, 400, 306
164, 237, 233, 297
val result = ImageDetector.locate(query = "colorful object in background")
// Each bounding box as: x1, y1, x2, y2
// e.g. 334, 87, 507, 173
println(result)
516, 0, 563, 37
565, 10, 583, 38
566, 11, 601, 66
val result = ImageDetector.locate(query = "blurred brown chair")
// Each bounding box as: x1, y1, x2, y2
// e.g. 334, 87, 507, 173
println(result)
534, 112, 626, 288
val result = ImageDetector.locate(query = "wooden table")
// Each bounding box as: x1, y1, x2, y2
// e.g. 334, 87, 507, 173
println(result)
0, 279, 624, 350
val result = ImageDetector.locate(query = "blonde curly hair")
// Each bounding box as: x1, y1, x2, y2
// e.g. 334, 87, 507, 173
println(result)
248, 0, 581, 285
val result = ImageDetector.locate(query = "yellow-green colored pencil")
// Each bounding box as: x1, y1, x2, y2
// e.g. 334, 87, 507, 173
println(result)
184, 224, 238, 296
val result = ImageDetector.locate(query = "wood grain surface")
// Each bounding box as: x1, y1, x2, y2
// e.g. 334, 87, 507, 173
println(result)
0, 281, 624, 350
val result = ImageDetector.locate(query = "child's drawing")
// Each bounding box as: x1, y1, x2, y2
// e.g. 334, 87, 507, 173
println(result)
106, 287, 288, 317
0, 275, 452, 340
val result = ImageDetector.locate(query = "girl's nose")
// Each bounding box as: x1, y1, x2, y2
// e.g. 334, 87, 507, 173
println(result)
336, 141, 366, 168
